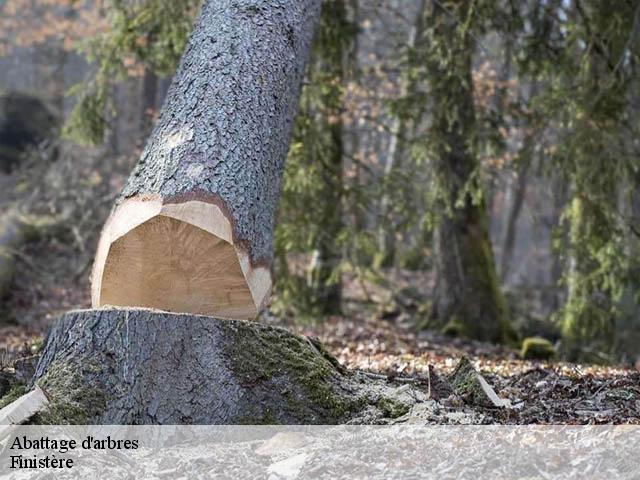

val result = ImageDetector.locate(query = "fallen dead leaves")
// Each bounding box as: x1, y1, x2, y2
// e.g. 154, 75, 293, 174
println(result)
276, 312, 640, 424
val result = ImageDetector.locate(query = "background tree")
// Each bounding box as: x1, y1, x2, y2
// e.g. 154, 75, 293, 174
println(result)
274, 1, 356, 317
558, 2, 640, 359
517, 0, 640, 359
421, 0, 510, 342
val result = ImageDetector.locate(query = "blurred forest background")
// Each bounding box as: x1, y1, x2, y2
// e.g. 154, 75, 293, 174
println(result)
0, 0, 639, 368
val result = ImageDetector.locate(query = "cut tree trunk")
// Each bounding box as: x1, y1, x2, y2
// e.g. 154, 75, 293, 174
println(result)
27, 309, 509, 424
92, 0, 322, 320
31, 308, 404, 424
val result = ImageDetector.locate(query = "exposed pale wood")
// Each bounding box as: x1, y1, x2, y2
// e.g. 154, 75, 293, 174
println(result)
475, 374, 512, 408
0, 385, 49, 439
92, 197, 271, 319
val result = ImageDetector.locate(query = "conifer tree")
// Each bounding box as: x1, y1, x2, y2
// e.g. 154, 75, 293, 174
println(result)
275, 0, 355, 316
422, 0, 510, 342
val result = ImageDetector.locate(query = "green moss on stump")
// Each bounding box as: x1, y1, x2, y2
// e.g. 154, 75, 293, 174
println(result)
520, 337, 555, 360
224, 321, 360, 423
447, 357, 497, 408
35, 360, 106, 424
448, 358, 481, 397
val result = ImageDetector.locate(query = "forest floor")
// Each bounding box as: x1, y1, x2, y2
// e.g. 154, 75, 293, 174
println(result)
285, 313, 640, 424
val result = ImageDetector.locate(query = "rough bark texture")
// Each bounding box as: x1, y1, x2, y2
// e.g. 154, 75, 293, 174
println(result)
120, 0, 322, 267
428, 0, 510, 343
31, 309, 417, 425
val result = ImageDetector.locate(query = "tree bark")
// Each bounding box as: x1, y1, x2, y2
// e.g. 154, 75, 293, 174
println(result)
549, 175, 568, 310
499, 162, 529, 283
31, 308, 411, 424
0, 209, 26, 307
427, 0, 509, 342
91, 0, 322, 319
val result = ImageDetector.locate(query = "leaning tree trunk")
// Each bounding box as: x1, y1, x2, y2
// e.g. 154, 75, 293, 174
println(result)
91, 0, 322, 320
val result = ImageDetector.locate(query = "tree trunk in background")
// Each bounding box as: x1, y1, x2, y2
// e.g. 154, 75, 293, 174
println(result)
499, 159, 530, 282
158, 76, 172, 107
549, 175, 568, 310
559, 2, 634, 358
307, 0, 350, 314
91, 0, 322, 319
428, 0, 509, 342
348, 0, 368, 262
499, 77, 539, 284
562, 191, 615, 355
486, 21, 514, 225
377, 0, 427, 268
140, 68, 159, 135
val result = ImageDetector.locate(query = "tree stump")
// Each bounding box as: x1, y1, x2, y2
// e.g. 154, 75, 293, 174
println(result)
32, 309, 367, 424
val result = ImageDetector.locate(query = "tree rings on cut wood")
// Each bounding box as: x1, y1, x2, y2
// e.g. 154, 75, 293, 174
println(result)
91, 196, 271, 319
